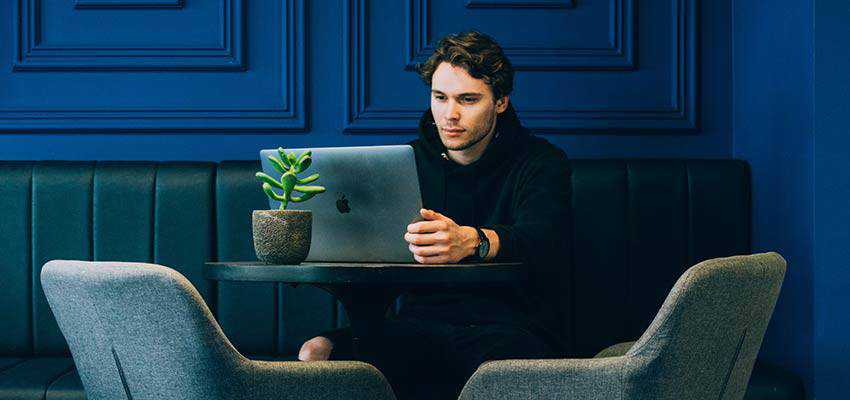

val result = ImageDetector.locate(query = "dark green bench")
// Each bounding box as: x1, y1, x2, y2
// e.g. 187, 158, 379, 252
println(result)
0, 160, 803, 399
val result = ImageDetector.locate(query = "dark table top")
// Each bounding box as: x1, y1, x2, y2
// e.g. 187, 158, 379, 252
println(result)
204, 261, 525, 286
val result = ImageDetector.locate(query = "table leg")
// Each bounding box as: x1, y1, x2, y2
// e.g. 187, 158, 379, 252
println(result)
314, 284, 401, 361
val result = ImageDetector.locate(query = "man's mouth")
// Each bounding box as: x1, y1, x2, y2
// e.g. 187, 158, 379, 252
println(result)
442, 128, 465, 136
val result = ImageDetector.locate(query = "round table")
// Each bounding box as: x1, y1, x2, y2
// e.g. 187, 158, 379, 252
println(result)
204, 261, 525, 360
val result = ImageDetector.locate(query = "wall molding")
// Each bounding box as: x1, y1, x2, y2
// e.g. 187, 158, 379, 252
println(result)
344, 0, 425, 132
15, 0, 244, 71
465, 0, 574, 10
344, 0, 697, 133
2, 0, 308, 132
74, 0, 184, 9
406, 0, 635, 71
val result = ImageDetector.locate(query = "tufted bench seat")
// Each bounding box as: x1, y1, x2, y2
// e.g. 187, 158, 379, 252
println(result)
0, 160, 803, 399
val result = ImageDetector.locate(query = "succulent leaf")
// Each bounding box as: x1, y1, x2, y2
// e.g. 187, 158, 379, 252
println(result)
277, 148, 292, 168
255, 172, 284, 189
290, 192, 318, 203
262, 183, 285, 201
287, 152, 298, 167
293, 185, 326, 194
296, 151, 312, 168
296, 155, 312, 173
297, 173, 320, 184
268, 156, 288, 174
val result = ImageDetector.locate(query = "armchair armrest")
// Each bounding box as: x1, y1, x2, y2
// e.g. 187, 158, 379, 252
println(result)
594, 341, 637, 358
459, 357, 628, 400
237, 360, 396, 400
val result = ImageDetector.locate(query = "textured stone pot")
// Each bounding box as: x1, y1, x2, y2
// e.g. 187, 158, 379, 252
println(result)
252, 209, 312, 264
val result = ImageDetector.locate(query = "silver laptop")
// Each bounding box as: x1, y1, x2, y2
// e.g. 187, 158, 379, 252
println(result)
259, 145, 423, 263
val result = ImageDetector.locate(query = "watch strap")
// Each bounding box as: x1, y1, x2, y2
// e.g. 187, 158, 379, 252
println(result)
473, 227, 489, 261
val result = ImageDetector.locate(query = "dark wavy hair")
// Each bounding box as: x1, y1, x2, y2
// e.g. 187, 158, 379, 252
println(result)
416, 31, 514, 101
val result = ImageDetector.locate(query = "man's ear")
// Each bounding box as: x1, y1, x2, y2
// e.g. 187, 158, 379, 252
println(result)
496, 96, 509, 113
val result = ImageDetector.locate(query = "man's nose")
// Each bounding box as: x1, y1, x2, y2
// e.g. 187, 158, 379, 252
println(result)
445, 100, 461, 121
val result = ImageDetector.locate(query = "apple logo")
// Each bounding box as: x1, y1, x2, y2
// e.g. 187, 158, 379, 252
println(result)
336, 193, 351, 214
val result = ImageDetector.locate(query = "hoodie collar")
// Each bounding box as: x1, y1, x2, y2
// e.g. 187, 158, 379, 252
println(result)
417, 103, 527, 170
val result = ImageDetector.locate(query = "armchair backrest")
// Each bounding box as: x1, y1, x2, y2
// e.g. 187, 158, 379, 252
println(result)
623, 252, 786, 399
40, 260, 244, 400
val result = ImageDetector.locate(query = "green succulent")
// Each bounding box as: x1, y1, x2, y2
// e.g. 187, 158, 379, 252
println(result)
256, 147, 326, 210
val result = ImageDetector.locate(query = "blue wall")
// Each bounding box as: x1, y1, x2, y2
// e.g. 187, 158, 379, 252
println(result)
734, 1, 850, 398
813, 0, 850, 398
0, 0, 731, 160
732, 0, 814, 395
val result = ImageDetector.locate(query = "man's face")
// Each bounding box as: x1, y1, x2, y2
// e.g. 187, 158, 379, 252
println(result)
430, 62, 508, 152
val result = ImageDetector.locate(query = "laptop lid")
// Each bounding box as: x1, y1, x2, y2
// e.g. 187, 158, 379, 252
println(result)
259, 145, 422, 263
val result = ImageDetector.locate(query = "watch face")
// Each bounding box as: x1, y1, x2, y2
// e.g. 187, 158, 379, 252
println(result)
478, 241, 489, 258
475, 228, 489, 259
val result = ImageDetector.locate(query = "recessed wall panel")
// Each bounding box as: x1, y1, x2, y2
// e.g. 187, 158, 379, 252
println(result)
2, 0, 306, 132
345, 0, 696, 133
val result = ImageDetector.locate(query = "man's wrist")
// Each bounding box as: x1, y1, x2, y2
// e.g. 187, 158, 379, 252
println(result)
463, 226, 480, 258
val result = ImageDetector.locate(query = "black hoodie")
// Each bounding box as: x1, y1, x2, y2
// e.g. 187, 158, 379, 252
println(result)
399, 104, 573, 353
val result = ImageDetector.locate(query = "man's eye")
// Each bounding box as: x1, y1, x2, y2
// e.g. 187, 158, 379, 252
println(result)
462, 98, 478, 103
434, 95, 446, 101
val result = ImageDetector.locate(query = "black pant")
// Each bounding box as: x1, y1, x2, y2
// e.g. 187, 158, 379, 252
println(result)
321, 316, 558, 400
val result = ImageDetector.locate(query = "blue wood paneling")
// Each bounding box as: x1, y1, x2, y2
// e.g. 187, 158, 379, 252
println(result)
1, 0, 694, 134
408, 0, 627, 70
74, 0, 184, 9
465, 1, 575, 9
346, 0, 696, 133
3, 0, 305, 131
16, 0, 243, 71
0, 0, 730, 160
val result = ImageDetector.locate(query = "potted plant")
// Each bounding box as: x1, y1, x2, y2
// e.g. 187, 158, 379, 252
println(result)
253, 147, 326, 264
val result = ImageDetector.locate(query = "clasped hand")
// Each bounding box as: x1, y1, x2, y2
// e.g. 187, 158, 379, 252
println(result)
404, 209, 477, 264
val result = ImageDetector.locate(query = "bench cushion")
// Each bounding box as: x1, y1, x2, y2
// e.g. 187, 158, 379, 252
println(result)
0, 358, 75, 400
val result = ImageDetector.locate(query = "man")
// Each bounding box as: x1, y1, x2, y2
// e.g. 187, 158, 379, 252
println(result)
299, 31, 572, 399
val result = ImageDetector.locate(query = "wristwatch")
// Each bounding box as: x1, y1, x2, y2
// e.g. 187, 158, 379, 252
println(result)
471, 227, 490, 261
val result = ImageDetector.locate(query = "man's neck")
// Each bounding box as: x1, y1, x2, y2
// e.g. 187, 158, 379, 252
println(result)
446, 127, 496, 166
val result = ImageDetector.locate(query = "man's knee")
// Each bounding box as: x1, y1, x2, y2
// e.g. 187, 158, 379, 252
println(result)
298, 336, 334, 361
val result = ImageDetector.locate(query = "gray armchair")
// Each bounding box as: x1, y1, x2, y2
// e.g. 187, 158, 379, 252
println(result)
459, 252, 786, 400
40, 260, 396, 400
